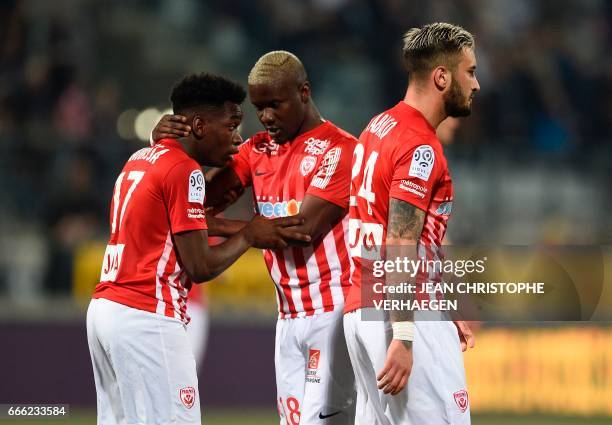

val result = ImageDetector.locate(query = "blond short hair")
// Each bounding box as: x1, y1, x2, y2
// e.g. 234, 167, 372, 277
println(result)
248, 50, 307, 86
402, 22, 475, 80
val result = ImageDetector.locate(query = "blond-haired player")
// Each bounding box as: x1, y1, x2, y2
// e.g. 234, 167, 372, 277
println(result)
154, 51, 357, 424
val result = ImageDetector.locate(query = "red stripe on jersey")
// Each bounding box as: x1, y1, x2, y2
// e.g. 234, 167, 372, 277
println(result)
333, 218, 350, 301
292, 247, 314, 314
313, 237, 334, 312
273, 250, 298, 316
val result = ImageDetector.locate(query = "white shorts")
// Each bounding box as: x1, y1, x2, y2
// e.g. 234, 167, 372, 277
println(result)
343, 309, 470, 425
185, 300, 209, 368
86, 298, 200, 425
275, 308, 356, 425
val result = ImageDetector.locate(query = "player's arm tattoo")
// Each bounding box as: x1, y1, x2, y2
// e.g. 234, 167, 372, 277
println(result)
387, 199, 425, 243
385, 198, 426, 323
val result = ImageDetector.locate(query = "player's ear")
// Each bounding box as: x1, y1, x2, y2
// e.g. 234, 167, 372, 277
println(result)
191, 116, 205, 139
300, 81, 311, 103
433, 66, 449, 92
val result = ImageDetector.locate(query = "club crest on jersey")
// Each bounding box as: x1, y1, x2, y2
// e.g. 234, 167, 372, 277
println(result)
188, 170, 205, 204
300, 156, 317, 176
453, 390, 469, 413
304, 137, 330, 155
409, 145, 435, 181
179, 387, 196, 409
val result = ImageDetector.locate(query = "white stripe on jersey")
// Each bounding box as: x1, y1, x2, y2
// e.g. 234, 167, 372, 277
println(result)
321, 226, 344, 307
167, 262, 182, 320
155, 232, 173, 315
268, 250, 291, 316
303, 245, 323, 312
283, 248, 305, 315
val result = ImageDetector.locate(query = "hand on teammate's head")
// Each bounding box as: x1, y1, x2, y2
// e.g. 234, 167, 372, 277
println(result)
153, 114, 190, 142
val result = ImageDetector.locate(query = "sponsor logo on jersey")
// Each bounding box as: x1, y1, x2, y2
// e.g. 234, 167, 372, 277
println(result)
186, 207, 206, 220
304, 137, 330, 155
306, 349, 321, 384
453, 389, 469, 413
188, 170, 205, 204
179, 386, 196, 409
311, 147, 341, 189
409, 145, 435, 181
435, 201, 453, 215
100, 243, 125, 282
348, 219, 383, 260
366, 113, 397, 139
257, 199, 301, 217
300, 155, 317, 176
252, 138, 280, 155
399, 179, 427, 199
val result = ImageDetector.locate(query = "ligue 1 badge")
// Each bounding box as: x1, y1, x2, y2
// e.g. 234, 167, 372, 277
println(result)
300, 156, 317, 176
179, 386, 196, 409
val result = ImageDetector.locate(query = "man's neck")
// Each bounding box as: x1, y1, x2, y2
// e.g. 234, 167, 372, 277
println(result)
403, 85, 447, 129
296, 103, 324, 138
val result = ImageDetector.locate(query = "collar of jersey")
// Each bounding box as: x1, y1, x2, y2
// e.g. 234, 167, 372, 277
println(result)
396, 102, 436, 135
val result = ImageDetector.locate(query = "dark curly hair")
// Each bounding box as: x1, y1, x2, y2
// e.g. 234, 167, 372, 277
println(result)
170, 73, 246, 114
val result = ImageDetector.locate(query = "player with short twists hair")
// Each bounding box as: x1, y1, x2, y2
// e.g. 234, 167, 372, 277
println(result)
87, 73, 310, 425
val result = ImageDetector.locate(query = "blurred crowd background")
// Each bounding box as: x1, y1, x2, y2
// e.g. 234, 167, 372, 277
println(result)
0, 0, 611, 418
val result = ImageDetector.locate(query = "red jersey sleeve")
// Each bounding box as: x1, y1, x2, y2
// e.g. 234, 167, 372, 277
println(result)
163, 159, 208, 234
389, 139, 441, 212
306, 138, 354, 208
229, 139, 252, 187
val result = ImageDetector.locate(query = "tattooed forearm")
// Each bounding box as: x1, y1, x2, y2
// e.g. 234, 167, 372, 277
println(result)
385, 199, 425, 322
387, 198, 425, 244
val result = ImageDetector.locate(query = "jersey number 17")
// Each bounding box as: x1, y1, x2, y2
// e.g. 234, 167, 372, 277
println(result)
100, 170, 145, 282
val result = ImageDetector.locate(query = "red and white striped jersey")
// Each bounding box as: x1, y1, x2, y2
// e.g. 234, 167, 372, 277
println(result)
344, 102, 454, 313
93, 139, 208, 324
230, 121, 357, 318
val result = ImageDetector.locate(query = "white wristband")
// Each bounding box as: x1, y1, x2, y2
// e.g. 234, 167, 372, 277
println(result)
392, 321, 415, 342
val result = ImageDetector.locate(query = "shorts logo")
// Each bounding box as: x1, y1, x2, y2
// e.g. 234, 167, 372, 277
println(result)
179, 386, 196, 409
188, 170, 205, 204
409, 145, 435, 181
307, 349, 321, 384
300, 156, 317, 176
453, 389, 468, 413
308, 349, 320, 370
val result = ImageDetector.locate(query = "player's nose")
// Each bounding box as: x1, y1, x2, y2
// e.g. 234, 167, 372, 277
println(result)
260, 108, 275, 125
233, 132, 243, 146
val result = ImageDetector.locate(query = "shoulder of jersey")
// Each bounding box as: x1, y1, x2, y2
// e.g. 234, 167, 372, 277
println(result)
327, 123, 358, 146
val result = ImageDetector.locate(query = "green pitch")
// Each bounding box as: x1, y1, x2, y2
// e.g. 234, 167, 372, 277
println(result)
4, 410, 611, 424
